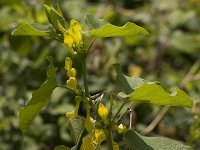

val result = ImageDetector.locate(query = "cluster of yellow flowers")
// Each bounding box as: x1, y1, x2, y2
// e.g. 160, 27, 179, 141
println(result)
81, 103, 126, 150
64, 57, 81, 118
64, 57, 78, 92
64, 19, 83, 53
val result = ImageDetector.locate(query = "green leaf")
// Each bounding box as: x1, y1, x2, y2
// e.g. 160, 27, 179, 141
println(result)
88, 22, 149, 38
129, 83, 192, 107
124, 130, 193, 150
12, 24, 49, 36
43, 4, 67, 33
19, 57, 57, 133
114, 64, 192, 107
114, 64, 149, 94
68, 116, 85, 145
54, 145, 70, 150
84, 14, 107, 30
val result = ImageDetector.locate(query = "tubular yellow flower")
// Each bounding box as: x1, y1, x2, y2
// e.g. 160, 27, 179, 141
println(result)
68, 68, 77, 77
64, 57, 72, 71
117, 123, 126, 134
70, 19, 82, 45
64, 31, 74, 48
80, 136, 95, 150
67, 77, 77, 90
64, 19, 82, 51
98, 103, 108, 121
74, 96, 81, 112
66, 111, 78, 118
85, 117, 94, 133
93, 129, 106, 144
112, 142, 120, 150
66, 96, 81, 118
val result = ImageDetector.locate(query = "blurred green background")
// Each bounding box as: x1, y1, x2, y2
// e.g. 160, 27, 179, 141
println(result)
0, 0, 200, 149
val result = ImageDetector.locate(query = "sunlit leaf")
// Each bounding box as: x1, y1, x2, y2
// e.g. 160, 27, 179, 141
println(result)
88, 22, 149, 38
114, 64, 192, 107
129, 83, 192, 107
19, 57, 57, 133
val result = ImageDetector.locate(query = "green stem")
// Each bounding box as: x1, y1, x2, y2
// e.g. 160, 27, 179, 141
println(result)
109, 94, 114, 122
81, 38, 96, 98
20, 132, 24, 150
87, 37, 96, 53
82, 56, 89, 97
110, 100, 128, 125
115, 101, 142, 124
57, 84, 74, 93
107, 129, 114, 150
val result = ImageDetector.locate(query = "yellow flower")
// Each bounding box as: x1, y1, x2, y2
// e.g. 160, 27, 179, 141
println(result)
67, 77, 77, 90
69, 19, 82, 45
98, 103, 108, 121
68, 68, 77, 77
64, 57, 72, 71
64, 31, 74, 48
81, 136, 95, 150
85, 117, 94, 133
117, 123, 126, 134
64, 19, 82, 51
66, 111, 78, 118
66, 96, 81, 118
112, 142, 120, 150
93, 129, 106, 144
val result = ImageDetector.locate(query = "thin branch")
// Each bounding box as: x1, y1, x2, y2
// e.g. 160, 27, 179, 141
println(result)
180, 59, 200, 88
191, 73, 200, 81
111, 100, 128, 125
129, 107, 133, 129
82, 57, 89, 97
115, 102, 141, 124
57, 84, 74, 93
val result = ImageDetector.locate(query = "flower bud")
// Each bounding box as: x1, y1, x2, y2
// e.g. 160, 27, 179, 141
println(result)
85, 117, 94, 133
70, 19, 82, 45
64, 57, 72, 71
67, 77, 77, 90
98, 103, 108, 121
116, 123, 126, 134
112, 142, 119, 150
68, 68, 77, 77
64, 31, 74, 49
66, 111, 78, 118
